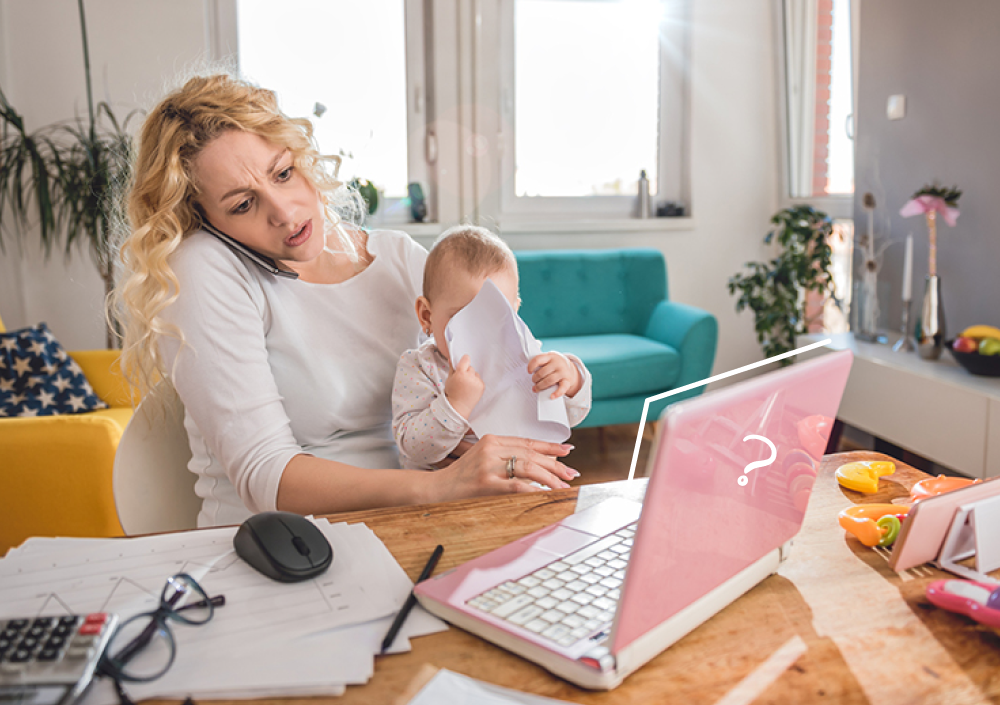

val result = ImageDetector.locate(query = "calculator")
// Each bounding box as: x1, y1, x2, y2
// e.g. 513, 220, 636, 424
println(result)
0, 613, 118, 705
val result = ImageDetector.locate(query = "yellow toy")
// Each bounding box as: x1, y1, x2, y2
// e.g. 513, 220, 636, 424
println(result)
835, 460, 896, 493
838, 504, 910, 547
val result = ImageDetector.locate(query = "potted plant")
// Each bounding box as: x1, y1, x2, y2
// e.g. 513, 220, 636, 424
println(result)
728, 205, 836, 361
0, 0, 136, 348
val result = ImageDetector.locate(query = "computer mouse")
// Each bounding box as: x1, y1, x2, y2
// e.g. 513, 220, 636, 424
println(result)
233, 511, 333, 582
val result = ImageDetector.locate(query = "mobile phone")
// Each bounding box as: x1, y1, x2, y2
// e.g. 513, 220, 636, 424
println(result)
199, 219, 299, 280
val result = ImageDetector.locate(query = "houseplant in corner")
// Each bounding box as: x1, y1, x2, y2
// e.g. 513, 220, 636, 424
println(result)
0, 0, 136, 348
728, 205, 836, 361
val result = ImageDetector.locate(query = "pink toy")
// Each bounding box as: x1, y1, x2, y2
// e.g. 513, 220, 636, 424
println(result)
926, 579, 1000, 629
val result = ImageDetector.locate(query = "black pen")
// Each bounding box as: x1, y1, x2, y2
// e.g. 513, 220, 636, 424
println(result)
380, 544, 444, 654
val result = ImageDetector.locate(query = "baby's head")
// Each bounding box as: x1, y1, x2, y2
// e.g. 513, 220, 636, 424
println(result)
417, 225, 519, 364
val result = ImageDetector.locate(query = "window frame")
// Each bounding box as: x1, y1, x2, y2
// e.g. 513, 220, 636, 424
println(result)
773, 0, 858, 220
494, 0, 691, 224
214, 0, 430, 228
211, 0, 694, 230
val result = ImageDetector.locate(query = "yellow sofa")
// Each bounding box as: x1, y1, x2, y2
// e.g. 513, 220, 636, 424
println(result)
0, 316, 130, 555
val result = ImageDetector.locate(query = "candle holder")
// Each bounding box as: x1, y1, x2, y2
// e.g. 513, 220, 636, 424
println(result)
893, 299, 916, 352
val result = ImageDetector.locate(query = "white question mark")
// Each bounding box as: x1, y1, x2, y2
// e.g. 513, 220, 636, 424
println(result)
738, 435, 777, 486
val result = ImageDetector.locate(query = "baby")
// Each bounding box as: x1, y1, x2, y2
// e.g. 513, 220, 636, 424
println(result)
392, 225, 592, 470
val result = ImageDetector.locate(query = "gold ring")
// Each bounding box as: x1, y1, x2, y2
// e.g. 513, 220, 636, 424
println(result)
506, 456, 517, 480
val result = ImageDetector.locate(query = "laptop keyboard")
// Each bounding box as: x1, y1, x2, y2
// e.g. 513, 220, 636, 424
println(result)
466, 523, 636, 648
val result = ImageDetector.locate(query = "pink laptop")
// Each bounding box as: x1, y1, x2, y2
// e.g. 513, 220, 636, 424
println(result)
415, 351, 853, 689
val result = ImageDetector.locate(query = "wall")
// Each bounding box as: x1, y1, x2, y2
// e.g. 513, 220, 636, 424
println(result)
855, 0, 1000, 336
0, 0, 781, 385
0, 0, 209, 346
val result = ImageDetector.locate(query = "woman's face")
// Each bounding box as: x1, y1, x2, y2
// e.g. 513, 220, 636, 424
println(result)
192, 130, 326, 269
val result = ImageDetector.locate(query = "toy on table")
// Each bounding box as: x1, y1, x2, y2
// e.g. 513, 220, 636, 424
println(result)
836, 460, 896, 494
838, 503, 910, 547
926, 579, 1000, 629
908, 475, 981, 504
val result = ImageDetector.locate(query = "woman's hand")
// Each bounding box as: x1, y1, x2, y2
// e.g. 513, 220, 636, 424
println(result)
430, 434, 580, 501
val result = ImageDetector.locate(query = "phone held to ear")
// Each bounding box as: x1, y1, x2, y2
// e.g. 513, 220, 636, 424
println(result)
199, 219, 299, 280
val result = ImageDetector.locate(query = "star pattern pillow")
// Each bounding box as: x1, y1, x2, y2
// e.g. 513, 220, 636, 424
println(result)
0, 323, 108, 418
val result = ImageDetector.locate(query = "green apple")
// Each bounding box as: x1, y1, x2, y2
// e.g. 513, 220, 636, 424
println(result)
979, 337, 1000, 356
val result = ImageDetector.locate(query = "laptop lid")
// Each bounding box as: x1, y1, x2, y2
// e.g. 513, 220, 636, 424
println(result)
611, 350, 853, 654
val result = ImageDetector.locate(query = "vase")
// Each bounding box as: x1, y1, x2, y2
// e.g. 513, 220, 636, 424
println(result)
914, 274, 945, 360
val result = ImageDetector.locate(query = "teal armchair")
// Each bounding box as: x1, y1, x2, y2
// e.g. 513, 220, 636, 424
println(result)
515, 248, 718, 427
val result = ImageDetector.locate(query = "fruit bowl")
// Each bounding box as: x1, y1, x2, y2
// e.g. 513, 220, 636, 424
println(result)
948, 342, 1000, 377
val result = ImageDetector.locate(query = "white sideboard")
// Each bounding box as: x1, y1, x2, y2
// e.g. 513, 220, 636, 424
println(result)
798, 333, 1000, 479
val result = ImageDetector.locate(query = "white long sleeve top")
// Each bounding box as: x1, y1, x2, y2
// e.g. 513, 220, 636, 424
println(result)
392, 339, 592, 469
160, 229, 427, 527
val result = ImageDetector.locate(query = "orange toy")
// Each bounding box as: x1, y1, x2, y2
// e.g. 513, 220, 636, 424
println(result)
908, 475, 980, 504
838, 503, 910, 547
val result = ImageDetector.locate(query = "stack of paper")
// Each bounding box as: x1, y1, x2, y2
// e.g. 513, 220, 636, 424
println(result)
0, 519, 446, 701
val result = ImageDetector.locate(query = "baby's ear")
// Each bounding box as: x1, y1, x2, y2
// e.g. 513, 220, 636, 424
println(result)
415, 296, 433, 333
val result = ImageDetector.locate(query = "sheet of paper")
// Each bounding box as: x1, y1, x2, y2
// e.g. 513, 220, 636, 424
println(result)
445, 278, 570, 442
406, 668, 582, 705
0, 519, 446, 701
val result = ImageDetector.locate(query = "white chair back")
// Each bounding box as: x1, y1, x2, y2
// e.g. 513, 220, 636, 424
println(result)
113, 381, 200, 535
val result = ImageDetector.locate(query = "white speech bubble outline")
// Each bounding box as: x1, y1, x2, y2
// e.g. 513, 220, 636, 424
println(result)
626, 338, 832, 481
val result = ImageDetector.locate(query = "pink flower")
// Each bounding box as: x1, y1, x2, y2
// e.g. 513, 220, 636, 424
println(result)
900, 194, 960, 227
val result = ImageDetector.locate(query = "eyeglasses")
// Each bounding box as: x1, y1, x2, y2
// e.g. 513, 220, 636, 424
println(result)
99, 573, 224, 705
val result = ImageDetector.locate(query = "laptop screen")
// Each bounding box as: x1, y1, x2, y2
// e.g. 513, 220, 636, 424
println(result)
611, 351, 852, 653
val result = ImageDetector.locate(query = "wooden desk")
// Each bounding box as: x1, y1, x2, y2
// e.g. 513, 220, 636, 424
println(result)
257, 452, 1000, 704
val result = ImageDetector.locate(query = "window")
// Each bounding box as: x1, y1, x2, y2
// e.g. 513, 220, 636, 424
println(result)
499, 0, 690, 222
229, 0, 690, 227
781, 0, 855, 202
237, 0, 423, 223
779, 0, 856, 330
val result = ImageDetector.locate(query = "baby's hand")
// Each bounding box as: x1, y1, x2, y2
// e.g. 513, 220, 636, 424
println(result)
528, 352, 582, 400
446, 355, 485, 420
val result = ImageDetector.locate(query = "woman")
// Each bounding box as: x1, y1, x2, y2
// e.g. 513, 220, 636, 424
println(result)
115, 74, 577, 527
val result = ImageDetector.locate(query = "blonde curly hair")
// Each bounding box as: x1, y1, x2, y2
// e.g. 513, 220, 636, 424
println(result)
114, 74, 366, 400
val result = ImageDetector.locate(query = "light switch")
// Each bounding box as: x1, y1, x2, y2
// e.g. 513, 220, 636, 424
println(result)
887, 94, 906, 120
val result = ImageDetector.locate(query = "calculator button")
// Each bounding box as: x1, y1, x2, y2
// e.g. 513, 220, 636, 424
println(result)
84, 613, 109, 624
1, 628, 20, 640
27, 625, 48, 639
71, 635, 97, 646
18, 637, 39, 651
0, 637, 12, 654
53, 624, 73, 637
9, 648, 33, 662
6, 619, 28, 630
78, 623, 104, 636
66, 646, 94, 659
37, 647, 61, 661
59, 615, 80, 626
31, 617, 55, 628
